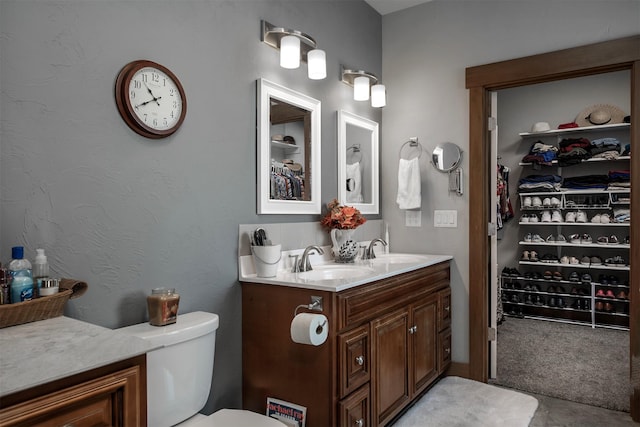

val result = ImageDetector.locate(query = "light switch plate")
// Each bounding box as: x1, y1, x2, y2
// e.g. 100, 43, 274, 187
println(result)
434, 210, 457, 228
405, 210, 422, 227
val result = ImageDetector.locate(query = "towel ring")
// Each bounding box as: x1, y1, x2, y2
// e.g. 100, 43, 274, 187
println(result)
400, 138, 423, 160
346, 144, 363, 165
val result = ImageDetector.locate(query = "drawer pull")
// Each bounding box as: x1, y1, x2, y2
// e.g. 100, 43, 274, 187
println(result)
409, 326, 417, 334
355, 418, 364, 427
355, 355, 364, 366
444, 305, 450, 312
445, 347, 451, 354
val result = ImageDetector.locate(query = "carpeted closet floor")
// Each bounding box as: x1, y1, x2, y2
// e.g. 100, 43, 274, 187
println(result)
492, 317, 629, 412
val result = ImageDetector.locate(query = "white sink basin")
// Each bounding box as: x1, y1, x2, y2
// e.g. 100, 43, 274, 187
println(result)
297, 264, 376, 281
369, 253, 434, 264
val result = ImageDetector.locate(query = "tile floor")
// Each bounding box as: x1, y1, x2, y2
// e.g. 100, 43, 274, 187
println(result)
527, 392, 637, 426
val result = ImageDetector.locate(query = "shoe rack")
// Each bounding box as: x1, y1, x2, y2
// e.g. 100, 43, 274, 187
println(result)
503, 123, 630, 330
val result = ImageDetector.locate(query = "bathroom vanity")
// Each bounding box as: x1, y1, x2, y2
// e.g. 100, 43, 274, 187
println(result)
0, 316, 151, 426
241, 254, 452, 427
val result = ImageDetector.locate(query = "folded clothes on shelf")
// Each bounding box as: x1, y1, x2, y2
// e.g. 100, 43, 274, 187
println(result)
518, 174, 562, 192
561, 174, 609, 190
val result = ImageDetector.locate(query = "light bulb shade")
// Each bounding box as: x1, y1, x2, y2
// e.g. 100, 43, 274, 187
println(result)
371, 84, 386, 107
354, 76, 370, 101
280, 35, 300, 69
307, 49, 326, 80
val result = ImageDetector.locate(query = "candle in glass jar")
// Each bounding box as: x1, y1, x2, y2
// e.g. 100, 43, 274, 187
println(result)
147, 288, 180, 326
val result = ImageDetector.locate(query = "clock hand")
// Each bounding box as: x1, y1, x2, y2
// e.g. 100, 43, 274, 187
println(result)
144, 82, 161, 106
134, 97, 162, 109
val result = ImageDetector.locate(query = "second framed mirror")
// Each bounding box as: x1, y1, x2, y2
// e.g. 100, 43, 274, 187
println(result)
337, 110, 379, 214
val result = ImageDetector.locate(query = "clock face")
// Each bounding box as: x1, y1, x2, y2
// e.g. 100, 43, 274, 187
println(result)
115, 60, 187, 139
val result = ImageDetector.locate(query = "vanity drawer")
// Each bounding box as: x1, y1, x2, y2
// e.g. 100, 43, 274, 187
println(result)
338, 324, 370, 399
438, 288, 451, 331
439, 328, 452, 373
339, 384, 370, 427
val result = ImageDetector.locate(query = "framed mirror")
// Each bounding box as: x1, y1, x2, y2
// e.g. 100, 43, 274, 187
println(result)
337, 110, 379, 214
257, 79, 321, 214
431, 142, 462, 172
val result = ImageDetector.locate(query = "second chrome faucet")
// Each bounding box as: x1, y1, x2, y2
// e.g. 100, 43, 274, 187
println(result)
290, 245, 325, 272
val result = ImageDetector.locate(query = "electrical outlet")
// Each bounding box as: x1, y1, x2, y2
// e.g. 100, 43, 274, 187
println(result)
434, 210, 458, 228
405, 210, 422, 227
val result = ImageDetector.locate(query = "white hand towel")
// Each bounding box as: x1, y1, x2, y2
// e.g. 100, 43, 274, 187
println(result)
346, 162, 363, 203
396, 157, 421, 209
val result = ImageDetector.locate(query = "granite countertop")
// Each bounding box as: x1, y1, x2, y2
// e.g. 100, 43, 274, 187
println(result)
0, 316, 152, 397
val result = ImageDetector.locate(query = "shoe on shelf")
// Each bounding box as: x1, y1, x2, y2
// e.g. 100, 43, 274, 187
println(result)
595, 301, 604, 312
520, 215, 530, 223
604, 302, 614, 313
617, 290, 628, 300
543, 197, 551, 207
556, 234, 567, 242
583, 300, 590, 310
569, 234, 581, 244
551, 197, 561, 208
580, 256, 591, 265
569, 272, 580, 282
529, 214, 539, 223
555, 284, 565, 293
551, 210, 563, 222
553, 272, 563, 281
591, 214, 601, 223
523, 196, 532, 207
576, 211, 588, 223
609, 235, 619, 245
581, 273, 592, 283
525, 295, 533, 305
560, 256, 569, 264
529, 251, 539, 262
532, 196, 543, 207
590, 256, 602, 265
547, 285, 556, 293
570, 287, 579, 295
545, 235, 555, 243
557, 297, 565, 308
600, 213, 611, 224
596, 236, 609, 245
531, 234, 544, 243
541, 253, 558, 263
524, 272, 532, 279
569, 256, 580, 265
608, 275, 619, 285
548, 297, 557, 307
605, 289, 615, 298
598, 274, 608, 284
521, 251, 530, 261
533, 272, 543, 280
596, 289, 606, 297
524, 233, 533, 242
541, 210, 552, 222
543, 270, 553, 280
565, 211, 576, 222
581, 234, 592, 244
524, 284, 532, 291
624, 236, 630, 245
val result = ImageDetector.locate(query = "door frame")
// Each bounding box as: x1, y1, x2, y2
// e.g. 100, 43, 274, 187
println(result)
465, 35, 640, 420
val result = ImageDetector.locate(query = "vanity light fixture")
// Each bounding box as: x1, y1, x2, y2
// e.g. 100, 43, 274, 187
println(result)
261, 20, 326, 79
341, 66, 386, 107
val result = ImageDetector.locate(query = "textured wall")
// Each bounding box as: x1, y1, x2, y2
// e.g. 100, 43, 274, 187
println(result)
0, 0, 381, 413
380, 0, 639, 364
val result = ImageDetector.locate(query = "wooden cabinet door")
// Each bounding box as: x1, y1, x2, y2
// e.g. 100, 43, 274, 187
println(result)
410, 295, 439, 396
371, 309, 409, 426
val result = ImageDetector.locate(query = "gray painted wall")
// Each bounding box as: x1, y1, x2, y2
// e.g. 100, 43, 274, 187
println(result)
0, 0, 381, 413
381, 0, 639, 364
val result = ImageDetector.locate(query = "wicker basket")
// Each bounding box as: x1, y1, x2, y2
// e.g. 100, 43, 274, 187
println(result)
0, 278, 88, 328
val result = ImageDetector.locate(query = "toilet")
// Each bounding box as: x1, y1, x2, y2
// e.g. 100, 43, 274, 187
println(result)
118, 311, 285, 427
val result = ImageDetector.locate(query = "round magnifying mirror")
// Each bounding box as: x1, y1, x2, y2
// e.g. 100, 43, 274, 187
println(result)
431, 142, 462, 172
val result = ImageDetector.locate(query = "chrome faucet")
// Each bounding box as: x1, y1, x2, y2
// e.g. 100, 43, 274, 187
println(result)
363, 238, 387, 260
291, 245, 325, 272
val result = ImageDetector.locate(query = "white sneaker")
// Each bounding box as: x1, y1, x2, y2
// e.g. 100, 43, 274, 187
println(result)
543, 197, 551, 207
541, 210, 552, 222
591, 214, 601, 223
551, 197, 561, 208
532, 197, 543, 207
600, 213, 611, 224
532, 234, 544, 243
520, 215, 529, 223
524, 233, 533, 242
576, 211, 588, 223
523, 197, 532, 208
551, 210, 562, 222
529, 214, 539, 223
565, 211, 576, 222
560, 256, 570, 264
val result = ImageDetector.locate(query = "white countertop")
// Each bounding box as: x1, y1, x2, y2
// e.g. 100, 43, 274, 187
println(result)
239, 251, 453, 292
0, 316, 152, 397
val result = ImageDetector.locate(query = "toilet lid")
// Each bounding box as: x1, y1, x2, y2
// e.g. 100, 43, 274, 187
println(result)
187, 409, 287, 427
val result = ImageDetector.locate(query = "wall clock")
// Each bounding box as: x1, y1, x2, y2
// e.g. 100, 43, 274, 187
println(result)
115, 60, 187, 139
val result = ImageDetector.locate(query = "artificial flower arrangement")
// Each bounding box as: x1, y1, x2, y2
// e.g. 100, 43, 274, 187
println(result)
320, 199, 366, 230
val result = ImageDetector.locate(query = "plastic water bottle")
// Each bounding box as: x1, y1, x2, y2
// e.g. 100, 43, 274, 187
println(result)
33, 248, 50, 293
9, 246, 34, 303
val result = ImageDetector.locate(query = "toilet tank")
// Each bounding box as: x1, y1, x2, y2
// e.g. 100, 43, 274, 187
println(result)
117, 311, 219, 427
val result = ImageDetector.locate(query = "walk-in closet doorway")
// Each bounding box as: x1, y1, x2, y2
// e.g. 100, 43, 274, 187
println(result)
465, 35, 640, 421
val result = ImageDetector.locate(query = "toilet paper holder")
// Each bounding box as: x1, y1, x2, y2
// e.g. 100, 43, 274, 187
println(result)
294, 296, 323, 316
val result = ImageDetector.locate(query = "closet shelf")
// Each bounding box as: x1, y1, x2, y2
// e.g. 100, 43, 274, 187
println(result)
518, 122, 630, 138
518, 221, 630, 227
519, 155, 630, 166
518, 261, 630, 271
518, 241, 630, 249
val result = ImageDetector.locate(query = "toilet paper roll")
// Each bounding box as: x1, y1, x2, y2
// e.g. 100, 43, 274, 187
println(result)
290, 313, 328, 346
